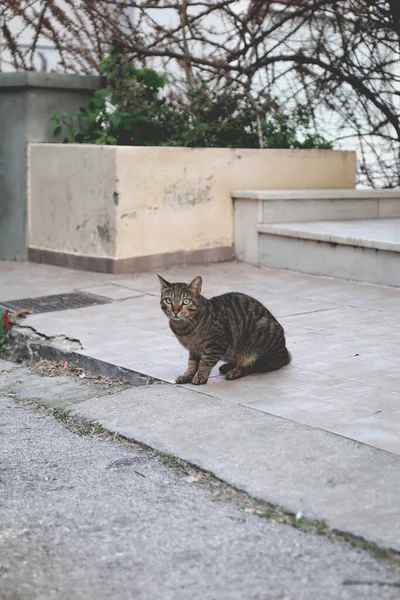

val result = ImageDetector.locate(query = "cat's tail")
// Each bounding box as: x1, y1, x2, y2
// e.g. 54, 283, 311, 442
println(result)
254, 347, 291, 373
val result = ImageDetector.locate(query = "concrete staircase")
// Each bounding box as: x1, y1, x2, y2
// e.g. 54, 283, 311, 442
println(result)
232, 189, 400, 286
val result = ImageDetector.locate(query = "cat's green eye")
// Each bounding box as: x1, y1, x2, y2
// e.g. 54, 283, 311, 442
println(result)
182, 298, 191, 305
165, 298, 172, 304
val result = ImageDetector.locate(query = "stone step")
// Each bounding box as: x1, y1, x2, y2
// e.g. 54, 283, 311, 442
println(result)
257, 218, 400, 287
233, 188, 400, 224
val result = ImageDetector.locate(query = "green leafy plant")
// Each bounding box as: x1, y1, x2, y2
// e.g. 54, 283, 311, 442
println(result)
52, 41, 332, 150
52, 40, 187, 146
0, 309, 10, 354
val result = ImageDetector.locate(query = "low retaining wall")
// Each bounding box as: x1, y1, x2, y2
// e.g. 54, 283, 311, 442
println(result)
28, 144, 356, 273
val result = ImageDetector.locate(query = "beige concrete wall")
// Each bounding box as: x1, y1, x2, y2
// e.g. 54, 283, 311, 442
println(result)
29, 144, 356, 261
29, 144, 117, 257
115, 146, 356, 259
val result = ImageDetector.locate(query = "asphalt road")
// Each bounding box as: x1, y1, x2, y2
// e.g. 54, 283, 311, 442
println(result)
1, 369, 400, 599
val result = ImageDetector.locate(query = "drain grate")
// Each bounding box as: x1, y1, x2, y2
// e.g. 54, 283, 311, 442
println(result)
0, 292, 112, 314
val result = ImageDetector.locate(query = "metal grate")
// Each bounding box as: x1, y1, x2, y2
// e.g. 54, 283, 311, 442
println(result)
0, 292, 112, 314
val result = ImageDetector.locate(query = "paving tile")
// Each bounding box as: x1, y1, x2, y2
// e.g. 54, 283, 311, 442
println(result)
0, 261, 115, 302
244, 402, 307, 420
330, 424, 400, 455
77, 283, 145, 300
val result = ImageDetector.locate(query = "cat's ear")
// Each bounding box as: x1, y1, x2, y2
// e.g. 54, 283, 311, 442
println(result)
157, 274, 171, 291
188, 276, 202, 296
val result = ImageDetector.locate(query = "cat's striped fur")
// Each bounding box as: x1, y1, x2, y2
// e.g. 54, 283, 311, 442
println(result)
157, 274, 291, 385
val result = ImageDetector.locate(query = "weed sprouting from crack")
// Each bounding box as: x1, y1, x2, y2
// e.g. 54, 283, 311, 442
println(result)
52, 406, 66, 419
51, 406, 107, 436
81, 423, 108, 436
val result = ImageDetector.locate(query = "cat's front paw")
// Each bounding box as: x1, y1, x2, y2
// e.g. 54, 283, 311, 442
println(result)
225, 367, 243, 380
192, 374, 208, 385
176, 374, 194, 384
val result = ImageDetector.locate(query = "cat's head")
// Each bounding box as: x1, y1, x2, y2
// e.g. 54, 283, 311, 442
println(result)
157, 274, 202, 322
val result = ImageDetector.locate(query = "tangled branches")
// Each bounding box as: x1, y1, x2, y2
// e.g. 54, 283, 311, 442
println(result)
2, 1, 399, 186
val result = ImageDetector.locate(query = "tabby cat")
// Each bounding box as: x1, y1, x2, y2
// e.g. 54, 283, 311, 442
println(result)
157, 274, 291, 385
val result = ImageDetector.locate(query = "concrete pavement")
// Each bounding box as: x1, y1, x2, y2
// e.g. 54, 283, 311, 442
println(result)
1, 260, 400, 554
2, 260, 400, 455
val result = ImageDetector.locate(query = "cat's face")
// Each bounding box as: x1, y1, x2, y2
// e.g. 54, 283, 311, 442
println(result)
157, 275, 202, 322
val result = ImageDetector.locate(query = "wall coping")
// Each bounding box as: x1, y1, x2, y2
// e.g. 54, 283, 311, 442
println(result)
0, 72, 102, 92
29, 142, 355, 155
232, 188, 400, 200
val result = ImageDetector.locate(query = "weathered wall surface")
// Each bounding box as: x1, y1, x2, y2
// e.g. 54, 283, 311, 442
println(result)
114, 147, 356, 260
29, 144, 117, 258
